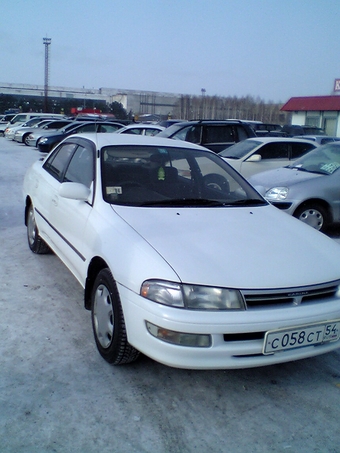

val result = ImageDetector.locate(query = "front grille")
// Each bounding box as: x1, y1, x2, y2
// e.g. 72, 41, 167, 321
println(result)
241, 280, 340, 309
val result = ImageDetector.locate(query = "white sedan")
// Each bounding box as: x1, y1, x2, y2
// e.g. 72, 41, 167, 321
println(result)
115, 123, 165, 136
23, 133, 340, 369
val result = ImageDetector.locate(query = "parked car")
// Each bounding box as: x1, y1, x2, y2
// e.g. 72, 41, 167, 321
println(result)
156, 120, 256, 152
251, 123, 286, 137
0, 114, 17, 136
219, 137, 317, 178
157, 119, 185, 128
23, 133, 340, 369
11, 119, 72, 144
33, 121, 124, 150
5, 112, 65, 127
282, 125, 326, 137
115, 123, 165, 136
249, 142, 340, 231
4, 116, 59, 140
295, 135, 340, 145
5, 118, 50, 140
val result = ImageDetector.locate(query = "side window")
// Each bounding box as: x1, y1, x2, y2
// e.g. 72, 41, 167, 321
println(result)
99, 124, 121, 133
145, 128, 160, 136
43, 143, 78, 182
77, 124, 96, 133
64, 145, 94, 188
290, 142, 315, 159
122, 128, 142, 135
203, 126, 234, 144
172, 125, 198, 142
257, 143, 289, 160
236, 126, 249, 141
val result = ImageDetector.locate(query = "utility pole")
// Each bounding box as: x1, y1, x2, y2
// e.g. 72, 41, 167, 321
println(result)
43, 37, 51, 112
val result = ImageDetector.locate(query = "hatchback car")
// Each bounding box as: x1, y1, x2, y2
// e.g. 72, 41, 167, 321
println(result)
23, 134, 340, 369
219, 137, 317, 178
156, 120, 256, 152
249, 143, 340, 231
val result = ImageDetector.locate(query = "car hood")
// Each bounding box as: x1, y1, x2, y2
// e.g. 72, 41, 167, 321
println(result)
249, 166, 322, 193
113, 204, 340, 289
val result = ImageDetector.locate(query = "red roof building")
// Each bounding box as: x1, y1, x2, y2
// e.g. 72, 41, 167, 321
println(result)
281, 96, 340, 136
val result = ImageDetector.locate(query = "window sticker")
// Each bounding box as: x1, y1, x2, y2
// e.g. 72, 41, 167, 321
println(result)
320, 162, 340, 174
106, 186, 122, 195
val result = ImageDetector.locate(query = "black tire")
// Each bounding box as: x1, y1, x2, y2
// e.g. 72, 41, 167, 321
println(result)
293, 203, 329, 232
26, 204, 50, 254
23, 134, 31, 146
91, 268, 140, 365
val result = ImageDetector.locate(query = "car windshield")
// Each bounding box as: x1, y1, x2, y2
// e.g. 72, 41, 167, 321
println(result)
286, 143, 340, 175
218, 139, 262, 159
101, 145, 266, 207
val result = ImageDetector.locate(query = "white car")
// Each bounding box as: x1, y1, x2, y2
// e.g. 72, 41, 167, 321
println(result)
219, 137, 317, 178
115, 123, 165, 136
23, 133, 340, 369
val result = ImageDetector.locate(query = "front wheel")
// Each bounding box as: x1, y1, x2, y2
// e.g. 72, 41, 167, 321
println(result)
24, 134, 31, 146
91, 269, 140, 365
26, 204, 50, 254
293, 203, 329, 232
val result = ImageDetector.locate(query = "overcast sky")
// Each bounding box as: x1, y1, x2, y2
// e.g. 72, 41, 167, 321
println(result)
2, 0, 339, 103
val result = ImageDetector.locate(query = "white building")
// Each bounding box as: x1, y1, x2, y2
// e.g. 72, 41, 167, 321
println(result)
281, 96, 340, 136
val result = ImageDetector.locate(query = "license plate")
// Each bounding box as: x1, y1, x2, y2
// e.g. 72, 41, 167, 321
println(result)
263, 320, 340, 354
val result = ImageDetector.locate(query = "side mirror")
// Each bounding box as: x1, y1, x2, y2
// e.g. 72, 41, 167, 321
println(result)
246, 154, 262, 162
59, 182, 91, 201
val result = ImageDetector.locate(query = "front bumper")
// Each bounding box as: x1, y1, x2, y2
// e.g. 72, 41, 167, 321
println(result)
118, 284, 340, 369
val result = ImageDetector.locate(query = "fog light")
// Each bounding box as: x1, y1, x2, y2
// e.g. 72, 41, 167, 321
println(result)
146, 321, 211, 347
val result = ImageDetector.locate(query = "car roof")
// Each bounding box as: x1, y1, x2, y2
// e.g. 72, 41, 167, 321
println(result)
240, 137, 317, 144
64, 131, 213, 151
118, 123, 165, 130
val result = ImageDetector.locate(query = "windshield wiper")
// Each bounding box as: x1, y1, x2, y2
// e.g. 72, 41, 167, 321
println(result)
139, 198, 228, 207
223, 198, 267, 206
139, 198, 266, 207
286, 165, 328, 175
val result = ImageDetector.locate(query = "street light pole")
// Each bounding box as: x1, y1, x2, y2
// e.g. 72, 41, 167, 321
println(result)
43, 37, 51, 112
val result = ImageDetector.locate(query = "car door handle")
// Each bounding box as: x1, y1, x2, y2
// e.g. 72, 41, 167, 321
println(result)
51, 197, 58, 207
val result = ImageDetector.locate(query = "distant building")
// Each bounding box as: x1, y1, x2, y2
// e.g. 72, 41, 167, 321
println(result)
281, 95, 340, 136
0, 82, 180, 117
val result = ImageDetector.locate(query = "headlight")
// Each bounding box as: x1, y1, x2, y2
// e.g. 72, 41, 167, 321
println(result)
141, 280, 245, 310
38, 138, 47, 144
265, 187, 289, 201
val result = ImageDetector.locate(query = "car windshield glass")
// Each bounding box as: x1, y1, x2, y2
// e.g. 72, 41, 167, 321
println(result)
218, 139, 262, 159
287, 143, 340, 175
101, 145, 266, 207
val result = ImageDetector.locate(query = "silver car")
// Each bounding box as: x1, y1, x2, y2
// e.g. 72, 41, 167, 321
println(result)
249, 143, 340, 231
219, 137, 317, 179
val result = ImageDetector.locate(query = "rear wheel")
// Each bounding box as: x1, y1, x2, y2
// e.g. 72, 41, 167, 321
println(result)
91, 268, 140, 365
26, 204, 50, 254
293, 203, 329, 231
